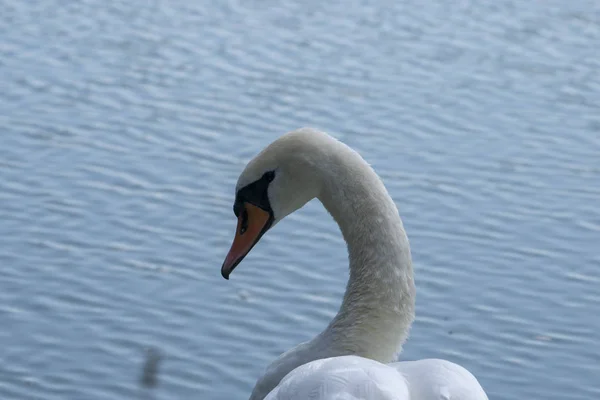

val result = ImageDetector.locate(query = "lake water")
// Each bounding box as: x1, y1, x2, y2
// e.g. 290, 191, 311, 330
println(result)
1, 1, 599, 399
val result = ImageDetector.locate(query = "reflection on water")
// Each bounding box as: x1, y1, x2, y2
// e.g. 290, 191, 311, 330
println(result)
1, 1, 599, 399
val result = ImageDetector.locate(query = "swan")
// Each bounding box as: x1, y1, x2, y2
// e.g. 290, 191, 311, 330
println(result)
220, 128, 488, 400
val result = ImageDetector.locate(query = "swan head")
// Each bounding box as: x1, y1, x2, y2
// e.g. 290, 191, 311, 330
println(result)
221, 128, 330, 279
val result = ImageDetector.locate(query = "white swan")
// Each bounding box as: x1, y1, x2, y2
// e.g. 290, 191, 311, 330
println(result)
221, 128, 488, 400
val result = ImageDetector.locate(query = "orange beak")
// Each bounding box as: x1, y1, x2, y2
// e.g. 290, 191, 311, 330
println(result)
221, 203, 273, 279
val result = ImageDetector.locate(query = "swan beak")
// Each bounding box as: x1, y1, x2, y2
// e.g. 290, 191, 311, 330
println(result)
221, 203, 272, 280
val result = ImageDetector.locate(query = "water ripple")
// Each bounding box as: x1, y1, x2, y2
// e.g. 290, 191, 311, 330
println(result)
1, 0, 599, 399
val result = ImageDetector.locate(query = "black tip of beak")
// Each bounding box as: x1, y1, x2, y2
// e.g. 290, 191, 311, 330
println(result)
222, 257, 243, 280
221, 265, 230, 280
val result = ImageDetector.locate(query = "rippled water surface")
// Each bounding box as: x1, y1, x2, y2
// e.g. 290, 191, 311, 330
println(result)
2, 1, 600, 399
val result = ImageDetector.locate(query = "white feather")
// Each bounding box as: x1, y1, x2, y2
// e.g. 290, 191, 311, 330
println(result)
233, 128, 488, 400
264, 356, 488, 400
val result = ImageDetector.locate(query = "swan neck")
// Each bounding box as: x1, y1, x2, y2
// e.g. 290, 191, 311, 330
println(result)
316, 150, 415, 362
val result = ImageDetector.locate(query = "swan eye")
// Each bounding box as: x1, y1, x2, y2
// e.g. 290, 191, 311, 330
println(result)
240, 208, 249, 235
264, 171, 275, 182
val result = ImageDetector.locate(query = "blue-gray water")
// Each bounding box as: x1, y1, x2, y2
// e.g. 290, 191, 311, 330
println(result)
1, 1, 599, 399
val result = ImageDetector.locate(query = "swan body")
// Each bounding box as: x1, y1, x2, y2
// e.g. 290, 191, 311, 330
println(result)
264, 356, 488, 400
220, 128, 488, 400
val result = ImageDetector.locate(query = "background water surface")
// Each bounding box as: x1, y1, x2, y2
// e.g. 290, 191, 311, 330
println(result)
1, 0, 600, 399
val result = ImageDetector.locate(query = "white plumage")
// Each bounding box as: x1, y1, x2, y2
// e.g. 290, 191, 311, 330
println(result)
224, 128, 488, 400
264, 356, 488, 400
